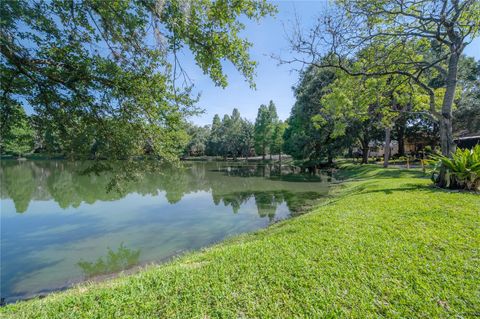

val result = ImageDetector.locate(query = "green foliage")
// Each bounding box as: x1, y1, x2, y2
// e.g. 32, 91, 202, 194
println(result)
254, 104, 269, 156
292, 0, 479, 159
284, 66, 357, 163
454, 58, 480, 135
239, 119, 255, 158
0, 103, 34, 157
205, 109, 254, 158
270, 121, 287, 156
254, 100, 277, 158
223, 109, 244, 158
2, 165, 479, 317
206, 114, 222, 156
321, 67, 431, 134
429, 145, 480, 191
185, 124, 210, 156
0, 0, 275, 162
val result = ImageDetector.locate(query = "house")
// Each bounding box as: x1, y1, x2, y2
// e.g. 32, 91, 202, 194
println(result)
352, 133, 478, 159
454, 135, 480, 149
363, 136, 434, 158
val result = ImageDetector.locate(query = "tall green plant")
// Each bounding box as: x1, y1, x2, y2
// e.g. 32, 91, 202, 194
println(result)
429, 145, 480, 191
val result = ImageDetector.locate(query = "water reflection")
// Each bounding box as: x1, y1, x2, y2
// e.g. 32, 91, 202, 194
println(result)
1, 160, 334, 302
0, 161, 333, 216
77, 243, 141, 278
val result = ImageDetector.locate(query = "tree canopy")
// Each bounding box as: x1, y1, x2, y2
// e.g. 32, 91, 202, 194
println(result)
287, 0, 480, 158
204, 108, 255, 159
0, 103, 34, 157
254, 100, 278, 159
0, 0, 276, 162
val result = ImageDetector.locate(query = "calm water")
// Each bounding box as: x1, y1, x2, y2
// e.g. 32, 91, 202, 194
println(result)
0, 160, 335, 302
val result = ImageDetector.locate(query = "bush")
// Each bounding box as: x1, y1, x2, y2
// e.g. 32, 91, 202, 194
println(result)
429, 145, 480, 191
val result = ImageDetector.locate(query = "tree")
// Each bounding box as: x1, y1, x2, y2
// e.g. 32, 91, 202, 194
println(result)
239, 120, 255, 159
30, 114, 63, 155
185, 124, 210, 157
204, 109, 253, 159
218, 114, 231, 158
206, 114, 222, 156
405, 114, 439, 153
321, 70, 433, 167
224, 108, 244, 159
270, 121, 287, 164
454, 57, 480, 135
354, 118, 384, 164
254, 100, 277, 160
287, 0, 479, 161
267, 101, 279, 160
0, 0, 276, 163
0, 103, 34, 157
284, 66, 356, 164
254, 104, 270, 160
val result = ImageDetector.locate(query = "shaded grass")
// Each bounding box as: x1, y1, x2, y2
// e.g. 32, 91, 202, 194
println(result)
2, 165, 479, 318
334, 163, 426, 180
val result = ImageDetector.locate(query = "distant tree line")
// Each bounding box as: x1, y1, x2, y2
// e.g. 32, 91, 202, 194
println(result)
183, 101, 286, 160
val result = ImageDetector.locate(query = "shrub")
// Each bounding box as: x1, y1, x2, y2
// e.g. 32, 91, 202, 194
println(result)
429, 145, 480, 191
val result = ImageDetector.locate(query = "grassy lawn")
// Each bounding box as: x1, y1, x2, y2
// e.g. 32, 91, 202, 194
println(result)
2, 165, 479, 318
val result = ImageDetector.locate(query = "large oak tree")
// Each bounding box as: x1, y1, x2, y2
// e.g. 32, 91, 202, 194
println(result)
287, 0, 479, 158
0, 0, 275, 162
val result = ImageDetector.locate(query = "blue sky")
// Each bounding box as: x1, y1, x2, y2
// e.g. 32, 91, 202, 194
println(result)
186, 1, 480, 126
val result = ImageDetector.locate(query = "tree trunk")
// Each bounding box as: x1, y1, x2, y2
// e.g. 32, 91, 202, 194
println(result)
383, 127, 391, 168
278, 152, 282, 176
327, 153, 333, 166
436, 49, 460, 187
361, 139, 369, 164
398, 135, 405, 157
396, 117, 406, 157
439, 51, 459, 157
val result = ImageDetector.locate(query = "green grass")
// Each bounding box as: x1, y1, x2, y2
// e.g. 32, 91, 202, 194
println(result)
2, 165, 479, 318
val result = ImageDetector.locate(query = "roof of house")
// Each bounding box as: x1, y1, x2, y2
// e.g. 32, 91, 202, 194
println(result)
454, 135, 480, 141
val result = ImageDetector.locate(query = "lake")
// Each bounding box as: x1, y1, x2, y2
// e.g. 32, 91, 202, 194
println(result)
0, 160, 336, 303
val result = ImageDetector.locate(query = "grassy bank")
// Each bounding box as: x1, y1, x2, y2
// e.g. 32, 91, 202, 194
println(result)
2, 165, 479, 318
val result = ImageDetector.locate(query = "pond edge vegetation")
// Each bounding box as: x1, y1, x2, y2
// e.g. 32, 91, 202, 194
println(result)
2, 164, 479, 318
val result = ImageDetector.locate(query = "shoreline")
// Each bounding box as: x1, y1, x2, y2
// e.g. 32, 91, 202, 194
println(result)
2, 186, 323, 305
3, 180, 334, 306
2, 164, 479, 317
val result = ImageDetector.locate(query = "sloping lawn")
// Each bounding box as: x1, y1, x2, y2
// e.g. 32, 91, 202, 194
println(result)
2, 165, 479, 318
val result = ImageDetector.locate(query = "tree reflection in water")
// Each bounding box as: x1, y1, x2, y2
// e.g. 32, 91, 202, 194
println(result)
1, 161, 335, 303
1, 160, 334, 218
77, 243, 141, 278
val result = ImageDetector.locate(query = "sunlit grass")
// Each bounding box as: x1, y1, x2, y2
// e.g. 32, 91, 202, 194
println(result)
2, 165, 479, 318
